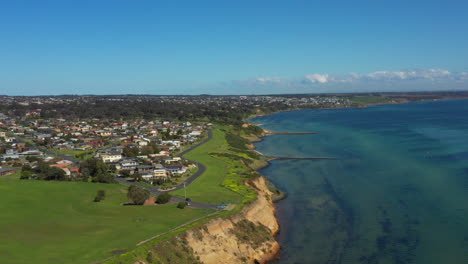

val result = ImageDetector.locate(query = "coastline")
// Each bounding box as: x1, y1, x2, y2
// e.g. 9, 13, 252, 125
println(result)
245, 97, 468, 264
245, 96, 468, 124
242, 99, 436, 263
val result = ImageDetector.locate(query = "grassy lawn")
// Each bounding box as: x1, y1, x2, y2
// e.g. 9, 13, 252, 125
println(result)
171, 127, 254, 204
0, 172, 213, 264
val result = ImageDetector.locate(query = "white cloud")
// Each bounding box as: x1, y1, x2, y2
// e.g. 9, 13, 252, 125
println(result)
227, 68, 468, 94
304, 74, 329, 83
254, 77, 282, 83
363, 69, 452, 81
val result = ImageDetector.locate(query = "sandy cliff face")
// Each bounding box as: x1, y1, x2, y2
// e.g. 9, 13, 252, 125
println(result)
185, 176, 280, 264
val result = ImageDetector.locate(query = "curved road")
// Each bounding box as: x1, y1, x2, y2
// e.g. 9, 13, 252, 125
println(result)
116, 130, 217, 210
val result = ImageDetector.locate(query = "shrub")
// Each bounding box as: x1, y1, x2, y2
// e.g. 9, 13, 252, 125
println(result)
93, 190, 106, 202
156, 193, 172, 204
146, 252, 154, 263
177, 202, 187, 209
225, 132, 249, 150
20, 170, 32, 180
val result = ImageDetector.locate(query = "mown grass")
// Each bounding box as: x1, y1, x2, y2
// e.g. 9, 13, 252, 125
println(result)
171, 127, 246, 204
0, 172, 213, 264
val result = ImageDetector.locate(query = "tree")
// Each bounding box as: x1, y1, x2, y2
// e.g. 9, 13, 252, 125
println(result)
46, 167, 66, 181
92, 172, 115, 183
80, 158, 114, 183
109, 165, 117, 173
123, 146, 139, 157
156, 193, 172, 204
149, 142, 160, 154
132, 172, 143, 182
140, 145, 154, 155
120, 169, 131, 177
80, 158, 109, 177
127, 185, 150, 205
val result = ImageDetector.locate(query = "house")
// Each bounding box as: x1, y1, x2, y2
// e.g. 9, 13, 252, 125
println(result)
50, 163, 70, 169
96, 147, 123, 163
135, 139, 149, 147
166, 164, 187, 175
119, 159, 138, 170
189, 130, 202, 137
140, 172, 154, 182
3, 149, 19, 159
100, 153, 122, 163
161, 140, 181, 148
153, 169, 169, 181
163, 157, 182, 164
19, 149, 43, 157
148, 151, 170, 159
136, 165, 155, 174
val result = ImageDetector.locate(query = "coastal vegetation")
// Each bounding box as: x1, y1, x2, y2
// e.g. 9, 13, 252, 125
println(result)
170, 126, 266, 205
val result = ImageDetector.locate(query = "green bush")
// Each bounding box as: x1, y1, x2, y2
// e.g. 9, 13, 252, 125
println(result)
93, 190, 106, 202
241, 125, 264, 136
20, 170, 32, 180
177, 202, 187, 209
225, 132, 249, 150
156, 193, 172, 204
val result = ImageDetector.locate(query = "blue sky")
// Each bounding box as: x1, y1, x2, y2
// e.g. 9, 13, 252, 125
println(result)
0, 0, 467, 95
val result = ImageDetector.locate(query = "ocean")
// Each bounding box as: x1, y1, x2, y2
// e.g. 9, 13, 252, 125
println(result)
251, 99, 468, 264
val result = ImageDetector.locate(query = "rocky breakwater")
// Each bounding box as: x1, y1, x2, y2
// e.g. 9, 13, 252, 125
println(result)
185, 176, 280, 264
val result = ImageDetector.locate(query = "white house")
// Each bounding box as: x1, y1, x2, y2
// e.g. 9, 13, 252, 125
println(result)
100, 153, 122, 163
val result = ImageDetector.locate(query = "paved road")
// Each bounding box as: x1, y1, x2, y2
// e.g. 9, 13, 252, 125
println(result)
116, 129, 218, 210
115, 177, 217, 210
171, 129, 212, 191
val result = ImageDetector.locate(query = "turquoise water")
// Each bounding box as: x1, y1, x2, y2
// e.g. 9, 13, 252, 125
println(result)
252, 100, 468, 264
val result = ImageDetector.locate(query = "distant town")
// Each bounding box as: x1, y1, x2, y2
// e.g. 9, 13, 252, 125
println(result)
2, 91, 467, 184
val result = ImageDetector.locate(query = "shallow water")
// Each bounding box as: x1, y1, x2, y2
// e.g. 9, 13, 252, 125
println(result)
252, 99, 468, 264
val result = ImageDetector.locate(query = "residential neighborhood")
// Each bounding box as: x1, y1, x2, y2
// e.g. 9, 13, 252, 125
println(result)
0, 111, 207, 187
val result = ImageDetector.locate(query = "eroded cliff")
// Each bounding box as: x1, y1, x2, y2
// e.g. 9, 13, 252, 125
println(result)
185, 175, 279, 264
128, 175, 280, 264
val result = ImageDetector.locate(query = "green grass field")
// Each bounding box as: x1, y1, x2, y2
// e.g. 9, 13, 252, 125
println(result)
171, 127, 256, 205
0, 172, 213, 264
